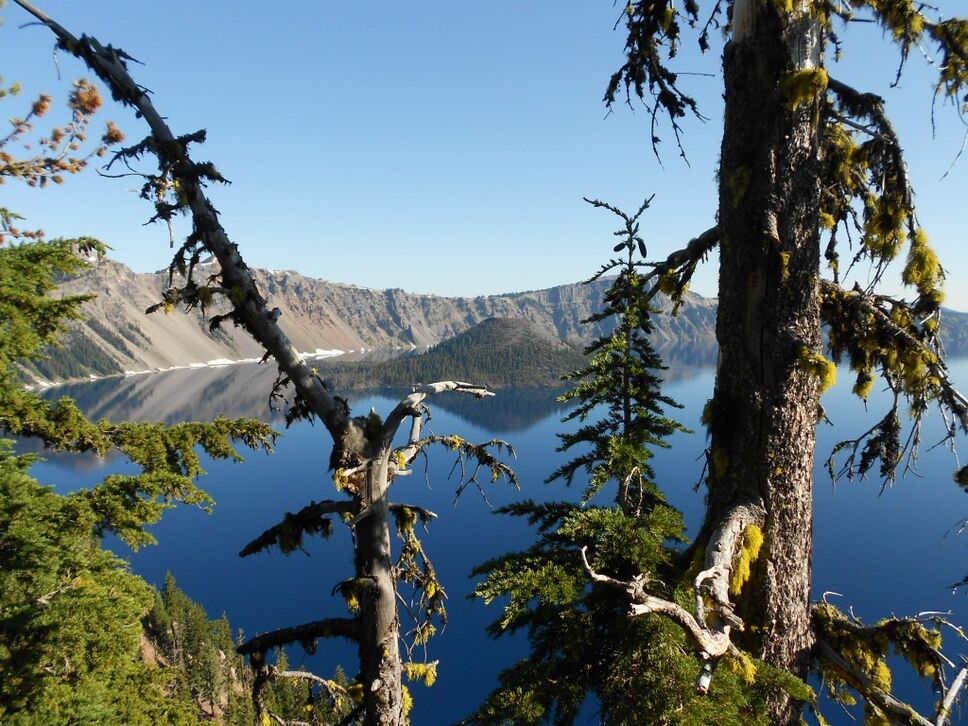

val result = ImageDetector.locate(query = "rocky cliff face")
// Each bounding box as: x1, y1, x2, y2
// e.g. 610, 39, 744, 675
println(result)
34, 258, 720, 384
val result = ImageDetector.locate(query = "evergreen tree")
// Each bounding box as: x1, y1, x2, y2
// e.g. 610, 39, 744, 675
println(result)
600, 3, 968, 722
0, 44, 275, 725
14, 10, 517, 724
0, 448, 200, 725
546, 197, 688, 513
470, 200, 807, 724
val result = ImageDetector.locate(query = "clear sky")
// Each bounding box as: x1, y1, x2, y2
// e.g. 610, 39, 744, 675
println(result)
2, 2, 966, 307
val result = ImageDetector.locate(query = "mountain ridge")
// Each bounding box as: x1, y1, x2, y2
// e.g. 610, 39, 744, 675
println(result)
28, 257, 718, 385
28, 257, 968, 387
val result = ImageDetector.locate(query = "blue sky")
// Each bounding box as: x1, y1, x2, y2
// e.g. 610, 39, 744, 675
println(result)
2, 1, 966, 308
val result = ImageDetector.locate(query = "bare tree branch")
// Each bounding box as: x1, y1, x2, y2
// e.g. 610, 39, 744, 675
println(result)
274, 668, 350, 703
239, 500, 356, 557
937, 663, 968, 726
12, 0, 361, 447
580, 500, 764, 694
382, 381, 493, 449
580, 545, 730, 666
238, 617, 359, 656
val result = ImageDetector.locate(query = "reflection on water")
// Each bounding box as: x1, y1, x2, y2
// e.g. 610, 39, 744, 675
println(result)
37, 364, 285, 425
35, 343, 717, 428
656, 341, 718, 379
19, 353, 968, 724
24, 344, 716, 471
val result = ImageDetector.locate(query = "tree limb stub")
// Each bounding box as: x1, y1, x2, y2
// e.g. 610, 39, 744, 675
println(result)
13, 0, 358, 446
937, 663, 968, 726
382, 381, 493, 450
696, 501, 764, 631
237, 617, 360, 656
581, 500, 765, 694
388, 503, 437, 523
643, 224, 719, 303
580, 548, 731, 689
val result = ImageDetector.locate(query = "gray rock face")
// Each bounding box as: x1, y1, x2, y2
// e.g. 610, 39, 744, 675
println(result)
37, 258, 721, 384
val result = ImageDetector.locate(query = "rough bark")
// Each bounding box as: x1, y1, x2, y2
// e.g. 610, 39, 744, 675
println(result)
706, 1, 824, 721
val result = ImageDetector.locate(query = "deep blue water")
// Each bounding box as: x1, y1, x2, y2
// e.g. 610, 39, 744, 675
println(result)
26, 359, 968, 724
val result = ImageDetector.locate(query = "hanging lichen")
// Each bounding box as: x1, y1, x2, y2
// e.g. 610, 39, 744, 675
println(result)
778, 68, 829, 110
797, 347, 837, 393
729, 524, 765, 596
403, 661, 438, 687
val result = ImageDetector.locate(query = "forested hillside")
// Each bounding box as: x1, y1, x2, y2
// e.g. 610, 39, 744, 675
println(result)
314, 318, 586, 389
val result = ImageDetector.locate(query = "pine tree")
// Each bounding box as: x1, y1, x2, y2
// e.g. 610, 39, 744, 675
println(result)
585, 2, 968, 723
0, 44, 275, 725
0, 448, 201, 725
546, 197, 688, 514
469, 200, 806, 724
12, 9, 517, 724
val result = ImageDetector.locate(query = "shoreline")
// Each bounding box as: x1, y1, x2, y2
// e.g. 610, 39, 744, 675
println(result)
27, 347, 353, 391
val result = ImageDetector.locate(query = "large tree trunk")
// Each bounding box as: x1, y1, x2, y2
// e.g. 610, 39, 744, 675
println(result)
706, 3, 824, 722
355, 451, 404, 725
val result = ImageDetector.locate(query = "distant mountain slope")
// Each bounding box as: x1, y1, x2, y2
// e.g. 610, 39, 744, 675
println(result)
316, 318, 587, 389
28, 259, 718, 384
28, 257, 968, 386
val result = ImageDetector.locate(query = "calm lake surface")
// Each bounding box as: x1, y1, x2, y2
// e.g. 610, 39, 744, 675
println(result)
26, 358, 968, 724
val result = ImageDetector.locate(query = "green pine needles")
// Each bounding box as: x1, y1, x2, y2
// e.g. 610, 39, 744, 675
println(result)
548, 196, 688, 512
0, 68, 277, 721
468, 199, 803, 725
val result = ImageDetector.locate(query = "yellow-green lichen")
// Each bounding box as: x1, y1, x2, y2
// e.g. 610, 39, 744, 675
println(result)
403, 661, 438, 687
778, 68, 829, 110
902, 227, 944, 302
657, 272, 680, 297
336, 578, 370, 613
729, 524, 764, 596
797, 347, 837, 393
723, 648, 758, 685
853, 370, 875, 400
778, 250, 792, 279
334, 467, 349, 492
711, 448, 729, 478
394, 504, 417, 534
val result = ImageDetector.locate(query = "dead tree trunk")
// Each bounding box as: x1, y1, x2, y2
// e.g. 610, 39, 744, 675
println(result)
355, 451, 404, 725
